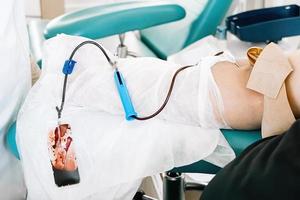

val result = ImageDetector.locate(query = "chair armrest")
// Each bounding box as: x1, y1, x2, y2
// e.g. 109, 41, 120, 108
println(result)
5, 122, 19, 159
44, 1, 186, 39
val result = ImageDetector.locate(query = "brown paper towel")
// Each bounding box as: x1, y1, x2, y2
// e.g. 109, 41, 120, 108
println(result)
247, 43, 295, 137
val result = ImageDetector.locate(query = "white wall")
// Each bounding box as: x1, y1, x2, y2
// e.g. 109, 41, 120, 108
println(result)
265, 0, 300, 6
25, 0, 41, 17
64, 0, 137, 12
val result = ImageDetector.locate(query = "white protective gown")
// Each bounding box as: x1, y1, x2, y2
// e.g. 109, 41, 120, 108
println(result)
0, 0, 31, 199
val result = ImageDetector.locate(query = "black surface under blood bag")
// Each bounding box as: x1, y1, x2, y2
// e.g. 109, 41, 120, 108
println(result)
48, 124, 80, 186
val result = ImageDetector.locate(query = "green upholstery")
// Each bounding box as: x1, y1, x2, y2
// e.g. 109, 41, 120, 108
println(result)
44, 1, 186, 39
44, 0, 233, 59
5, 122, 19, 159
172, 129, 261, 174
140, 0, 233, 59
222, 129, 261, 156
28, 19, 48, 67
184, 0, 232, 47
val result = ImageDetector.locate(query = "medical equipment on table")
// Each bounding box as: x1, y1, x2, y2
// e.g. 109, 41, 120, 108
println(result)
226, 4, 300, 43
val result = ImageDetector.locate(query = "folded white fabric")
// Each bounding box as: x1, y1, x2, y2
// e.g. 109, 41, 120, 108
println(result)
0, 0, 30, 199
17, 34, 234, 199
167, 35, 223, 65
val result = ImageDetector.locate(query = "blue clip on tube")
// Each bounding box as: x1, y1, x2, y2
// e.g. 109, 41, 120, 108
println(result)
62, 59, 76, 75
114, 70, 137, 121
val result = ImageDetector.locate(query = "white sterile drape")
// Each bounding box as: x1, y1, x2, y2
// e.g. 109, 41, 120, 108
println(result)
17, 34, 234, 199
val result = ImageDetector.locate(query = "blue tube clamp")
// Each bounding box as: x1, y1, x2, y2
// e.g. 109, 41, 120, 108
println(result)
63, 59, 76, 75
114, 70, 137, 121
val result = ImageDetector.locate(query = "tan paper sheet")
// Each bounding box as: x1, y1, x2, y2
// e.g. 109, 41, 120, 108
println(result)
247, 43, 295, 137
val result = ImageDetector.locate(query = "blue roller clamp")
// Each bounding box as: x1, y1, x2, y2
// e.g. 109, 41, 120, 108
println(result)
63, 59, 76, 75
114, 70, 137, 120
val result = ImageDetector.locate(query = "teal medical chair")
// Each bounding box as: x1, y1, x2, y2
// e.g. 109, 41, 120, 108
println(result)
6, 1, 262, 199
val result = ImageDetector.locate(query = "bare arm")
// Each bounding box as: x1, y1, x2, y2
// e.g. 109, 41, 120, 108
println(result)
287, 50, 300, 119
212, 52, 300, 130
212, 61, 263, 130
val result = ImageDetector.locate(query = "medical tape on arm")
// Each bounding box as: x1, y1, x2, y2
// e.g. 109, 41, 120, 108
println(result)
246, 43, 295, 138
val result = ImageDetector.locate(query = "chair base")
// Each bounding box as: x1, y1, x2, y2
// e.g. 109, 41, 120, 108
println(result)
133, 172, 206, 200
163, 172, 185, 200
133, 190, 157, 200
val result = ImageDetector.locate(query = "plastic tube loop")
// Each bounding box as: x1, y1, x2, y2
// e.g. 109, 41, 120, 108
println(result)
114, 70, 137, 120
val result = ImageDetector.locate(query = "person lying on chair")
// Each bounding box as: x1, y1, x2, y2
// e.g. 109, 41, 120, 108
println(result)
45, 35, 299, 137
16, 34, 300, 199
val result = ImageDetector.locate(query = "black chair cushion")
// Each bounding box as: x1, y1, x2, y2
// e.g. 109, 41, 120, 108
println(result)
201, 120, 300, 200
